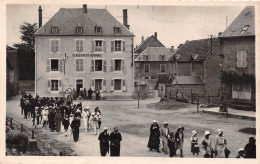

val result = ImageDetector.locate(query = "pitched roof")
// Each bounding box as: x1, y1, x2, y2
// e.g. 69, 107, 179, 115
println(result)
219, 6, 255, 38
172, 76, 204, 85
135, 47, 175, 62
134, 35, 165, 54
35, 8, 133, 36
169, 38, 219, 62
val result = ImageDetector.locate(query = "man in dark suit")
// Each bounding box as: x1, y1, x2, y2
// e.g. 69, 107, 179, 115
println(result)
98, 127, 110, 156
109, 127, 122, 156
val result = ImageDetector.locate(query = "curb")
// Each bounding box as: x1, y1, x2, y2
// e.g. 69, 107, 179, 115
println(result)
202, 110, 255, 121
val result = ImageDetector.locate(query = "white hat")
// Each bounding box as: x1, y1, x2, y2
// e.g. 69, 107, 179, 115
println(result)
217, 129, 223, 135
84, 106, 90, 109
91, 112, 95, 115
205, 131, 211, 136
163, 122, 168, 125
238, 148, 245, 153
103, 127, 108, 130
153, 120, 157, 123
192, 130, 197, 136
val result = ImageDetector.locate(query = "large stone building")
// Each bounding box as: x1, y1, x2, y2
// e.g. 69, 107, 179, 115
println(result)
219, 6, 255, 110
35, 5, 134, 99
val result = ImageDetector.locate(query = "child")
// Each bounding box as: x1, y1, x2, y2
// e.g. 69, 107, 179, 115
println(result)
236, 148, 245, 158
168, 132, 176, 157
190, 130, 200, 156
41, 107, 48, 131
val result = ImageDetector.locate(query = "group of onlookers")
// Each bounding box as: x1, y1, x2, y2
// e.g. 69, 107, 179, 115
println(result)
147, 120, 256, 158
65, 88, 101, 101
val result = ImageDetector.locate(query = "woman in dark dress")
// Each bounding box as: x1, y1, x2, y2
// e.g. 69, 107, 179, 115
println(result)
168, 132, 176, 157
71, 116, 81, 142
190, 130, 200, 156
147, 120, 161, 153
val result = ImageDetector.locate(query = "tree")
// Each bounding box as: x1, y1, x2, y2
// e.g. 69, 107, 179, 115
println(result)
13, 22, 38, 80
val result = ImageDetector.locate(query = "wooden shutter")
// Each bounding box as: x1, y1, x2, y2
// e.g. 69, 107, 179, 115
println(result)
111, 41, 114, 52
46, 59, 50, 72
59, 80, 62, 92
110, 60, 114, 72
47, 80, 51, 92
103, 80, 107, 92
237, 51, 242, 68
110, 80, 114, 91
91, 60, 94, 72
103, 41, 107, 53
122, 59, 125, 71
122, 79, 126, 91
123, 41, 126, 51
242, 51, 247, 68
91, 80, 95, 90
76, 59, 79, 71
103, 60, 107, 72
91, 41, 94, 53
59, 59, 63, 72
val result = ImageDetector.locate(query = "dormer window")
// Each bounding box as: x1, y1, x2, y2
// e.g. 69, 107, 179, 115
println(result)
75, 26, 83, 34
160, 54, 165, 61
240, 25, 250, 34
95, 26, 103, 34
191, 54, 198, 60
51, 26, 59, 34
114, 26, 121, 34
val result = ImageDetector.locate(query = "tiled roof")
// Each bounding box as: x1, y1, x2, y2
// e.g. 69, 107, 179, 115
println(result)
219, 6, 254, 38
169, 38, 219, 62
134, 35, 165, 54
35, 8, 133, 36
135, 47, 175, 62
172, 76, 204, 85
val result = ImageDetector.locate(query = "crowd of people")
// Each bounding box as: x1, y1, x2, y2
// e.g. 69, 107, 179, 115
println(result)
65, 88, 102, 101
19, 92, 122, 156
19, 92, 255, 158
147, 120, 256, 158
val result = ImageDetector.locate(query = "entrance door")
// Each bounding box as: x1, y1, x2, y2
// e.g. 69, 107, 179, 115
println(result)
95, 79, 102, 90
232, 82, 251, 100
76, 79, 83, 97
114, 79, 122, 91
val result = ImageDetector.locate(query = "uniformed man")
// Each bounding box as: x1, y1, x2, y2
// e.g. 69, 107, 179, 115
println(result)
71, 116, 81, 142
98, 127, 110, 156
109, 127, 122, 156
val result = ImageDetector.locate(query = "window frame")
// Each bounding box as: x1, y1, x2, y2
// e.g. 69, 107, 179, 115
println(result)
50, 26, 59, 34
50, 58, 60, 72
144, 64, 150, 73
114, 40, 122, 52
75, 78, 84, 92
113, 78, 122, 91
49, 39, 60, 53
49, 78, 60, 93
114, 58, 123, 72
94, 40, 103, 52
74, 39, 85, 53
75, 26, 83, 34
94, 78, 103, 90
75, 58, 85, 72
237, 51, 247, 68
160, 64, 166, 73
94, 59, 104, 72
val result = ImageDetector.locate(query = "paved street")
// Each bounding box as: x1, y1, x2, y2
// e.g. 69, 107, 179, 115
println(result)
6, 94, 255, 158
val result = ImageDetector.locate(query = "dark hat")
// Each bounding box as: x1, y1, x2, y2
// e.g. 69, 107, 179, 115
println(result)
249, 137, 256, 142
177, 126, 184, 131
114, 127, 118, 130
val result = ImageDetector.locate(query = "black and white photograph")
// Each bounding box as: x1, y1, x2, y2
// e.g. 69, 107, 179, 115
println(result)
2, 1, 259, 163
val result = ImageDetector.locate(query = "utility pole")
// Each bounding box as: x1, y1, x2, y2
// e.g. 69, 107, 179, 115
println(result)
138, 73, 140, 108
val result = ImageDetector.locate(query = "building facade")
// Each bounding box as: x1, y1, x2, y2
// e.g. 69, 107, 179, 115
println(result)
219, 7, 255, 110
35, 5, 134, 99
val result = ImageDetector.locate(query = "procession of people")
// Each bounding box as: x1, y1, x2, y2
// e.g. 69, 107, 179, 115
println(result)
18, 92, 255, 158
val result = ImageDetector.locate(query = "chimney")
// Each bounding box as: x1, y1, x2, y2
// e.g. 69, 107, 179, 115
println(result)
38, 6, 42, 28
154, 32, 157, 39
83, 4, 87, 13
171, 46, 174, 51
123, 9, 130, 29
141, 36, 144, 42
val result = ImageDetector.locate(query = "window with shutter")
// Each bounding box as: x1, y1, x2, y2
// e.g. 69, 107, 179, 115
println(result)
114, 40, 122, 51
103, 60, 107, 72
110, 60, 114, 72
75, 59, 84, 72
59, 60, 63, 72
122, 60, 125, 71
144, 64, 150, 73
59, 80, 62, 92
103, 80, 107, 92
46, 60, 50, 72
50, 40, 59, 53
103, 41, 107, 53
91, 60, 94, 72
123, 41, 126, 51
91, 41, 94, 53
122, 79, 126, 91
95, 40, 103, 52
111, 41, 114, 52
91, 80, 95, 90
237, 51, 246, 68
47, 80, 51, 92
50, 59, 59, 72
110, 80, 114, 92
75, 40, 84, 52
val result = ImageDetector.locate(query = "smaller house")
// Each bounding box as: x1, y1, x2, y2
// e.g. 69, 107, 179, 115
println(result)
6, 45, 19, 98
134, 32, 165, 59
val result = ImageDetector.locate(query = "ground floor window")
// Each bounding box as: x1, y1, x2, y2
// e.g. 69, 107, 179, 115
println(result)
51, 80, 59, 91
114, 79, 122, 90
76, 79, 83, 97
95, 79, 102, 90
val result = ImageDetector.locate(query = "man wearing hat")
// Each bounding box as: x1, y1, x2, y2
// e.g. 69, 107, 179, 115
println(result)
214, 129, 226, 158
109, 127, 122, 156
236, 148, 245, 158
98, 127, 110, 156
161, 122, 170, 154
175, 126, 184, 157
70, 116, 81, 142
244, 137, 256, 158
147, 120, 161, 153
201, 131, 212, 158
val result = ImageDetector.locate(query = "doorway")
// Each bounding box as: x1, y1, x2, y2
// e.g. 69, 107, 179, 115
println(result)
76, 79, 83, 97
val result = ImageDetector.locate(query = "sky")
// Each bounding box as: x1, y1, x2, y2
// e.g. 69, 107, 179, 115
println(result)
6, 4, 245, 48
